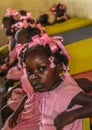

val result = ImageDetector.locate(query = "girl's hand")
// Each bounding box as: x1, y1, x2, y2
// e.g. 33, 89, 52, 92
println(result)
54, 111, 75, 130
8, 113, 18, 128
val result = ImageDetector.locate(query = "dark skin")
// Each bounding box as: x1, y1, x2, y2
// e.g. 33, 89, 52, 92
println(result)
2, 19, 12, 36
75, 78, 92, 93
7, 47, 92, 129
26, 47, 61, 92
7, 47, 61, 128
26, 47, 92, 129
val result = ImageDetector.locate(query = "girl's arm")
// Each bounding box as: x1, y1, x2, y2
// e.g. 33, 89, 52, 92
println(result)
54, 91, 92, 129
0, 83, 20, 101
8, 94, 27, 128
0, 87, 16, 107
75, 78, 92, 92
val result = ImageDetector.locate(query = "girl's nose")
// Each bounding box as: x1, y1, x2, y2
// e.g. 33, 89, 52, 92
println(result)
31, 72, 40, 79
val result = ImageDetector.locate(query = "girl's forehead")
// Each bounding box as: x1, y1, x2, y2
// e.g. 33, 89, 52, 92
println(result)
28, 47, 48, 58
26, 49, 50, 67
26, 47, 49, 63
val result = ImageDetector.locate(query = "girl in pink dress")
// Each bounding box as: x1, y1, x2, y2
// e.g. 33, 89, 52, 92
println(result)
2, 33, 92, 130
0, 25, 42, 126
50, 3, 68, 24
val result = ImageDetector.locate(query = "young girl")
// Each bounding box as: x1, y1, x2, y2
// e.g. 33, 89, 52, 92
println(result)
0, 25, 41, 126
0, 8, 34, 78
2, 33, 92, 130
1, 9, 39, 88
6, 25, 41, 82
0, 15, 17, 76
50, 3, 68, 23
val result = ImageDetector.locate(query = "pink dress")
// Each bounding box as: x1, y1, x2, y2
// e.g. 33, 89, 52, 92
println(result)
6, 65, 23, 80
39, 75, 83, 130
2, 74, 83, 130
2, 93, 43, 130
2, 73, 43, 130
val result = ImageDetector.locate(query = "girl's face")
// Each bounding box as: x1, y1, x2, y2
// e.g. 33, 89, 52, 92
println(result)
26, 47, 61, 92
3, 20, 12, 36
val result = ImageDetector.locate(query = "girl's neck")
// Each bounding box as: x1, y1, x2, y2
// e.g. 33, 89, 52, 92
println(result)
49, 79, 62, 91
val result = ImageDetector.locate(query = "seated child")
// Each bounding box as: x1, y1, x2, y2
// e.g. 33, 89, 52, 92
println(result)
50, 3, 68, 23
0, 15, 17, 76
0, 25, 41, 125
2, 33, 92, 130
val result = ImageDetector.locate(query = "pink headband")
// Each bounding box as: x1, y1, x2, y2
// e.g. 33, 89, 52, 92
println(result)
16, 33, 71, 60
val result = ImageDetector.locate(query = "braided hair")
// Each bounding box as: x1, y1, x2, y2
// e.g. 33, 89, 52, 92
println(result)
19, 41, 69, 70
15, 25, 41, 44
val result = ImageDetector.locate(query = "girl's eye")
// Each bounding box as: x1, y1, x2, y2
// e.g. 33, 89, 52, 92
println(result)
38, 66, 47, 72
27, 66, 47, 75
27, 70, 33, 75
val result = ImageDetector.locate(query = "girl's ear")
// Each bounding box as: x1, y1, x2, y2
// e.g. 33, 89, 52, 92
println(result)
56, 63, 63, 75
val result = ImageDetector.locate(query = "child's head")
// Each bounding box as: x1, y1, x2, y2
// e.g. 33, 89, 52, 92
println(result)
2, 16, 16, 36
19, 34, 70, 92
15, 25, 41, 44
16, 11, 35, 29
55, 3, 65, 17
19, 10, 27, 16
37, 14, 49, 26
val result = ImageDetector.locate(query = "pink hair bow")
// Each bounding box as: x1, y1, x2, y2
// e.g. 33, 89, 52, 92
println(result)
16, 44, 25, 56
12, 22, 24, 30
32, 35, 42, 44
48, 56, 56, 69
28, 34, 58, 53
40, 33, 58, 53
32, 34, 60, 54
53, 36, 71, 59
21, 68, 34, 98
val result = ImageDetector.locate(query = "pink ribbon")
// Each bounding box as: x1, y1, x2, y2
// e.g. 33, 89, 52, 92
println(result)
48, 56, 56, 69
53, 36, 71, 59
21, 68, 34, 98
16, 44, 25, 56
16, 34, 71, 61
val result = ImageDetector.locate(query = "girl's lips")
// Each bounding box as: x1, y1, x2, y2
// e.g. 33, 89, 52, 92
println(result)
34, 84, 43, 89
33, 83, 44, 92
